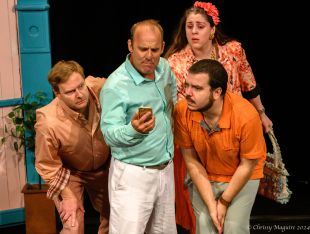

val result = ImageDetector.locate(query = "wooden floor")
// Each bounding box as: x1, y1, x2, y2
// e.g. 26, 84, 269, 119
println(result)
1, 178, 309, 234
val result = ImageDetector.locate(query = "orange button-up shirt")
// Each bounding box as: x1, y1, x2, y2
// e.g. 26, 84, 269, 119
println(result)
174, 92, 266, 182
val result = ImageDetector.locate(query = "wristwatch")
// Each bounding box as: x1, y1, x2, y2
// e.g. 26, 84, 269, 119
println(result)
257, 107, 265, 115
218, 195, 231, 207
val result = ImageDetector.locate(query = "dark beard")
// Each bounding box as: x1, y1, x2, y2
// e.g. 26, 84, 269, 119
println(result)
197, 99, 214, 112
196, 95, 215, 112
186, 94, 214, 112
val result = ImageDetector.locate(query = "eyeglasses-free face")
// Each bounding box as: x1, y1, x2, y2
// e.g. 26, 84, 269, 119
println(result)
57, 72, 90, 114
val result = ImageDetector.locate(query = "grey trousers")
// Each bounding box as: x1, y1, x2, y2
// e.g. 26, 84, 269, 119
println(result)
189, 180, 259, 234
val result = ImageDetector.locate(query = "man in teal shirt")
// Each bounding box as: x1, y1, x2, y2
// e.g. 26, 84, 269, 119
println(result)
100, 19, 177, 233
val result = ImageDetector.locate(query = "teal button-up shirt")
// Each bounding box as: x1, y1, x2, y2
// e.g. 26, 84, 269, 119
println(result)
100, 55, 177, 166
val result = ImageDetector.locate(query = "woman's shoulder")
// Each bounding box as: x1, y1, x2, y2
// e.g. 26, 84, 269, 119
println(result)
220, 40, 243, 52
168, 46, 194, 72
219, 40, 246, 60
168, 46, 192, 62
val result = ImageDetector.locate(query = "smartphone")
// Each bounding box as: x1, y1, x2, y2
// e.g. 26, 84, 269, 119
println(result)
138, 107, 153, 121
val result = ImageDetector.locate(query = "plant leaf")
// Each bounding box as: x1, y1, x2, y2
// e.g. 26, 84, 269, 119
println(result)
8, 112, 15, 118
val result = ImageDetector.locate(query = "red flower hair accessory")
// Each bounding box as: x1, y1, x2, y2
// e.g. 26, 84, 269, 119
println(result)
193, 1, 220, 26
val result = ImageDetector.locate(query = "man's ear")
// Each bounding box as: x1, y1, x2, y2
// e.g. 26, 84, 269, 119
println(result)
128, 39, 133, 53
160, 41, 165, 55
213, 87, 223, 100
53, 89, 59, 97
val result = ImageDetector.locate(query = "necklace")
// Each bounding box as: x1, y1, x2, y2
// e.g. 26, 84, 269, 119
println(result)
210, 47, 216, 60
194, 46, 216, 61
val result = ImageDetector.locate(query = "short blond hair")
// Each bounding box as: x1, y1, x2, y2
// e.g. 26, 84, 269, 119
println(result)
48, 60, 85, 93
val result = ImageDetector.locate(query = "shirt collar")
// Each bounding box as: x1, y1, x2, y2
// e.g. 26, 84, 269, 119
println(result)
58, 98, 82, 121
189, 92, 233, 129
220, 92, 232, 129
200, 120, 221, 135
124, 54, 163, 85
57, 86, 98, 121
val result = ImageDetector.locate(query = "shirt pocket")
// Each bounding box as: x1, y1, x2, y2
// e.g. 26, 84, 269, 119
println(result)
219, 130, 240, 166
220, 129, 239, 151
215, 131, 240, 173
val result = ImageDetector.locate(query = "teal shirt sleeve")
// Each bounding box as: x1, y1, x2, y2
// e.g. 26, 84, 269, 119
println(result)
170, 69, 177, 105
100, 87, 146, 147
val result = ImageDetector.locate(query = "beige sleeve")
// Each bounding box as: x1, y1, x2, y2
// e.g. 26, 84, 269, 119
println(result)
85, 75, 106, 97
35, 110, 63, 184
35, 109, 75, 199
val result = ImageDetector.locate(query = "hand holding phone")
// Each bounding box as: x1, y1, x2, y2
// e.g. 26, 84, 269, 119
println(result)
138, 107, 152, 122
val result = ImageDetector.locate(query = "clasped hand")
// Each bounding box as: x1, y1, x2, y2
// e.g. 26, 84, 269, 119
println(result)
209, 200, 228, 234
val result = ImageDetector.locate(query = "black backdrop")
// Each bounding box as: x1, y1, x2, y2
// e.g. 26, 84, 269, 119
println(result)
49, 0, 309, 188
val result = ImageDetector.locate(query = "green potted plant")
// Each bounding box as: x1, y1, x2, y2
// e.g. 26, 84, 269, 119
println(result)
1, 91, 57, 233
1, 91, 48, 187
1, 91, 47, 151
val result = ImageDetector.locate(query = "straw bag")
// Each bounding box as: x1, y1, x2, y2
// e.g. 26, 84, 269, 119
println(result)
257, 129, 292, 204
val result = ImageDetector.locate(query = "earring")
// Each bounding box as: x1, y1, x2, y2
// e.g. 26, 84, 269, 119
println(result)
209, 33, 214, 40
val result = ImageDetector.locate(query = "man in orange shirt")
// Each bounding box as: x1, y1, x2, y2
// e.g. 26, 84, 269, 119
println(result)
174, 59, 266, 234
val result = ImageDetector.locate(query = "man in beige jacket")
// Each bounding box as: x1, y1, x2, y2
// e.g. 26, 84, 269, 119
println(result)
35, 60, 110, 234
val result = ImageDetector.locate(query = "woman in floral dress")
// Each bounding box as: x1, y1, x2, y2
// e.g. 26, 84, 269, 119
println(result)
165, 2, 272, 233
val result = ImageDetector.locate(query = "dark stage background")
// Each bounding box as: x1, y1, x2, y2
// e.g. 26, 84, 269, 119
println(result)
49, 0, 309, 203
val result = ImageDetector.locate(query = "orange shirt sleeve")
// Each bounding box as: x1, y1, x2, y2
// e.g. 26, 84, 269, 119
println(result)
239, 114, 266, 160
174, 101, 194, 149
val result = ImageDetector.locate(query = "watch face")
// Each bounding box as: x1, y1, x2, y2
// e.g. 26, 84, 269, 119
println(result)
258, 107, 265, 115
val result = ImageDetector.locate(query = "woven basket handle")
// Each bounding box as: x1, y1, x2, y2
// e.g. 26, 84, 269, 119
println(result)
267, 128, 282, 167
